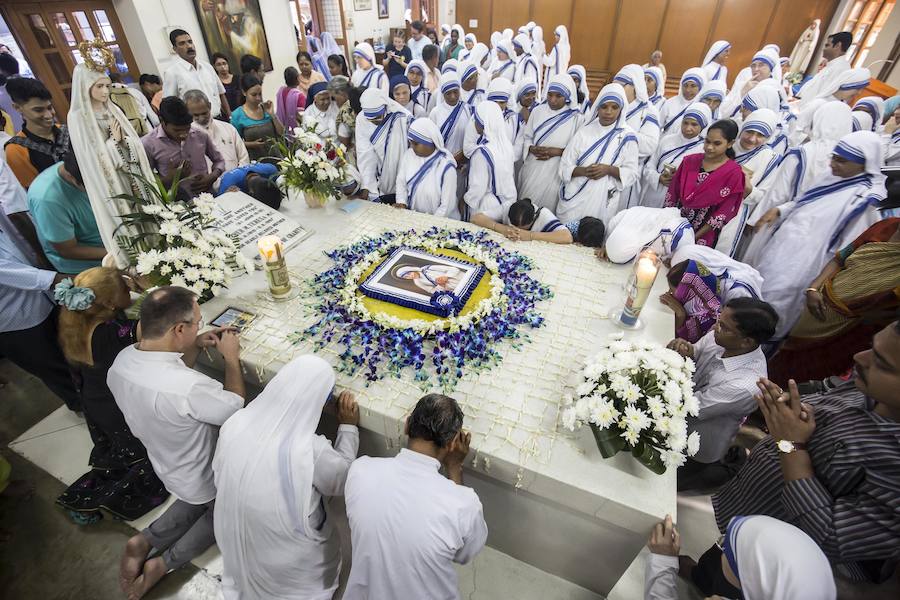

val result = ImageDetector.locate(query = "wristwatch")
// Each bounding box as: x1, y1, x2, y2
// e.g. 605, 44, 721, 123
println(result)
776, 440, 808, 454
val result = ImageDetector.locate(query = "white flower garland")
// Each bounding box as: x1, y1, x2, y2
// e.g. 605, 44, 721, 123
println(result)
339, 232, 507, 335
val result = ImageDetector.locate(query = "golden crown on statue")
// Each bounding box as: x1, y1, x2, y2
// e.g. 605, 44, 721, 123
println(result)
78, 38, 115, 72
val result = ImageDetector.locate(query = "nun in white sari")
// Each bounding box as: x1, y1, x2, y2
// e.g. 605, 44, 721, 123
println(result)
518, 73, 582, 210
459, 61, 486, 108
543, 26, 571, 95
813, 67, 870, 104
405, 60, 433, 114
640, 102, 711, 208
463, 78, 522, 161
672, 244, 764, 301
464, 102, 517, 220
701, 40, 731, 83
212, 355, 359, 600
351, 42, 388, 94
720, 48, 781, 119
301, 82, 338, 139
513, 34, 540, 88
603, 206, 695, 264
659, 68, 706, 136
355, 88, 411, 201
851, 96, 884, 132
644, 66, 666, 110
715, 109, 779, 257
491, 39, 516, 82
744, 101, 853, 260
68, 59, 159, 268
429, 72, 472, 160
696, 80, 726, 120
531, 26, 547, 93
613, 64, 661, 209
567, 65, 592, 115
754, 130, 887, 340
557, 83, 639, 224
396, 118, 459, 219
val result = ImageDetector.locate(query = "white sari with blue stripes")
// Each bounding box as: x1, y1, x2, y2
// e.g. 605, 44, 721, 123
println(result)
619, 99, 661, 210
355, 109, 410, 198
640, 133, 704, 208
395, 149, 458, 219
517, 103, 583, 210
557, 119, 639, 224
754, 172, 885, 339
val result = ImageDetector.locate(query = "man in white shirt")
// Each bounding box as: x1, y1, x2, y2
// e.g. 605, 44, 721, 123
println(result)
407, 20, 430, 61
162, 29, 231, 120
184, 88, 249, 191
795, 31, 852, 106
343, 394, 488, 600
109, 286, 246, 599
667, 297, 776, 492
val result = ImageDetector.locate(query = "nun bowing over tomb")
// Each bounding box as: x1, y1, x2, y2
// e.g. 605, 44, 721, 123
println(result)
355, 88, 411, 202
464, 102, 517, 221
518, 73, 582, 211
395, 117, 458, 218
350, 42, 388, 94
640, 102, 712, 209
753, 130, 887, 341
557, 83, 639, 225
715, 108, 780, 258
659, 68, 706, 135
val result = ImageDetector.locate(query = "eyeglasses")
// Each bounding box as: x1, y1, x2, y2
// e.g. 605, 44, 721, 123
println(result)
173, 316, 204, 332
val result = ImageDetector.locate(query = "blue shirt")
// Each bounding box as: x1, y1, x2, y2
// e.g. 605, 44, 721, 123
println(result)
0, 214, 55, 332
230, 106, 273, 137
216, 162, 278, 196
27, 163, 103, 274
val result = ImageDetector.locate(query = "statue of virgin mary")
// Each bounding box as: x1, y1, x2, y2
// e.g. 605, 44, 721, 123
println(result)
68, 39, 160, 268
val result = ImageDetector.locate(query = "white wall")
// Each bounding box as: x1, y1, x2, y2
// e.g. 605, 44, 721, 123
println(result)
112, 0, 296, 109
340, 0, 406, 50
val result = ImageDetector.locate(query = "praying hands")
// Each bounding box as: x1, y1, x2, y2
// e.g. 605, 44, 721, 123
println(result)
755, 378, 815, 444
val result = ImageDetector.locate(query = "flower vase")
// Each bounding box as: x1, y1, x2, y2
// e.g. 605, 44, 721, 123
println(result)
589, 424, 666, 474
303, 189, 328, 209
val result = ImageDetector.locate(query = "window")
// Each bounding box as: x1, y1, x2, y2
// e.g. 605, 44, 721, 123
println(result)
840, 0, 896, 67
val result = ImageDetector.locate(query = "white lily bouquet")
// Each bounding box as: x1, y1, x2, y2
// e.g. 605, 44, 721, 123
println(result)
561, 338, 701, 474
117, 171, 254, 301
275, 124, 347, 207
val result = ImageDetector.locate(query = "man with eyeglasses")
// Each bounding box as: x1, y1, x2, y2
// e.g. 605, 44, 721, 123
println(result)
107, 286, 246, 599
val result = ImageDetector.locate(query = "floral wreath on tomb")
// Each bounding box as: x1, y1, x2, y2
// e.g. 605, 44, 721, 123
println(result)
293, 226, 553, 390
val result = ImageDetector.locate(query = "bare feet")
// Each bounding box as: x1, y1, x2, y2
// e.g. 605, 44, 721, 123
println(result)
127, 556, 168, 600
119, 533, 151, 592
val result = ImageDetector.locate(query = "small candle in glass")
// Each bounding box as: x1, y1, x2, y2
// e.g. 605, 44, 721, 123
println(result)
258, 235, 292, 298
617, 247, 661, 328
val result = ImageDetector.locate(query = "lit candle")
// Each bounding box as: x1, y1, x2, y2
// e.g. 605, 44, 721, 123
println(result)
258, 235, 292, 298
617, 248, 660, 328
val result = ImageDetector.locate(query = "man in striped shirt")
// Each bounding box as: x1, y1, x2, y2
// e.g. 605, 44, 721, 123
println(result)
690, 321, 900, 594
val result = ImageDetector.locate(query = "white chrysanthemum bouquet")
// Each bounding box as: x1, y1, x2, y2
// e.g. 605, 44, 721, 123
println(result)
276, 124, 347, 206
118, 177, 254, 301
561, 337, 700, 474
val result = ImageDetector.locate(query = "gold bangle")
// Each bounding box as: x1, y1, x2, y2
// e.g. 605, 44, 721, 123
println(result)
804, 287, 820, 294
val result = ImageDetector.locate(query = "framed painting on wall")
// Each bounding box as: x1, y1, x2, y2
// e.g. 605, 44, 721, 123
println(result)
354, 0, 373, 10
378, 0, 390, 19
191, 0, 273, 72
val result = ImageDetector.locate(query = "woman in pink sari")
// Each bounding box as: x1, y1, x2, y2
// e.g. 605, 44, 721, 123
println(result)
276, 67, 306, 133
665, 119, 745, 247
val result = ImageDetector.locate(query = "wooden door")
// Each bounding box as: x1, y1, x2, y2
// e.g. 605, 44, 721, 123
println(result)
456, 0, 492, 46
1, 0, 139, 120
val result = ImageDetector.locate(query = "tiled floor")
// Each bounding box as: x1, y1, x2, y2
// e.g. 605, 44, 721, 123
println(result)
1, 359, 712, 600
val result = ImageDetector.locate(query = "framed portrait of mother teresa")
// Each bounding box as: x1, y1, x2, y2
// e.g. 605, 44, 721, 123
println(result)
192, 0, 273, 72
359, 248, 485, 317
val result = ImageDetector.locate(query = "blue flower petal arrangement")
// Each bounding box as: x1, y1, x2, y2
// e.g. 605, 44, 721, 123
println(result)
295, 227, 553, 390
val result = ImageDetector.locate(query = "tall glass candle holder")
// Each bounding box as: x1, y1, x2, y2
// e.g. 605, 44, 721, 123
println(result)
611, 247, 662, 330
258, 235, 292, 298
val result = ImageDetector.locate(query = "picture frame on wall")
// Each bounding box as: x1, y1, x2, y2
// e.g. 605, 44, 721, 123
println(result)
354, 0, 373, 10
191, 0, 273, 72
378, 0, 390, 19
